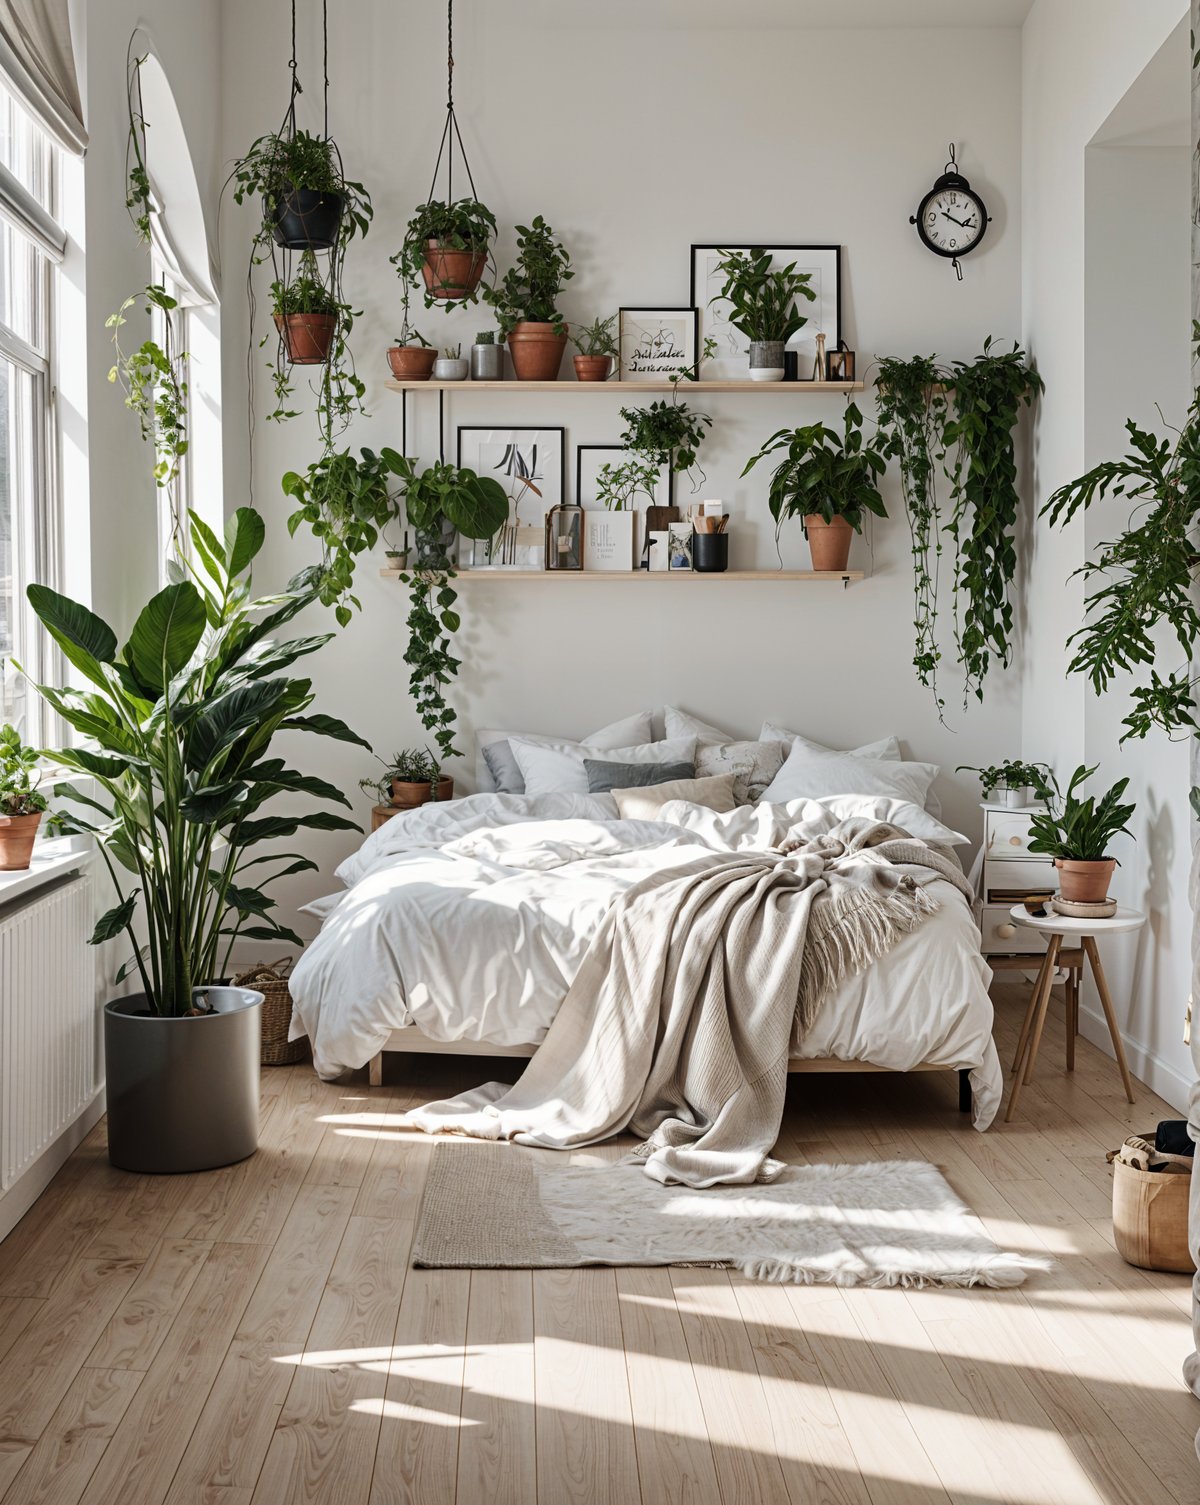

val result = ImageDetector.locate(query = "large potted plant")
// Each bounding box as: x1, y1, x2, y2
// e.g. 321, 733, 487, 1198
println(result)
742, 402, 888, 570
483, 216, 573, 381
271, 250, 338, 364
394, 197, 497, 308
18, 509, 366, 1172
711, 247, 815, 380
360, 746, 453, 809
1026, 764, 1136, 903
0, 722, 48, 870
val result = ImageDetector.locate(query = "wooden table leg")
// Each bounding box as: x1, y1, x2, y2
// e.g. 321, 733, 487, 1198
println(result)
1082, 934, 1136, 1104
1006, 934, 1061, 1123
1065, 966, 1077, 1073
1011, 944, 1056, 1074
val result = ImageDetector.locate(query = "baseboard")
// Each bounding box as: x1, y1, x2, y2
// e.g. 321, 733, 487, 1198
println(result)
0, 1085, 106, 1244
1077, 1003, 1192, 1114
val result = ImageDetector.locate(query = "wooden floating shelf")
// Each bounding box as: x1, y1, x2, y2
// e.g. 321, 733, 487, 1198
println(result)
380, 568, 865, 583
384, 378, 865, 394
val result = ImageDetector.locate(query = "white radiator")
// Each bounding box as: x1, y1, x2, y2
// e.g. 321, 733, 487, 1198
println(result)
0, 872, 96, 1192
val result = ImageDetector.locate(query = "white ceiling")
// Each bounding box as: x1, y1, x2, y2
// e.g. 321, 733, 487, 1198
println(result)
522, 0, 1035, 28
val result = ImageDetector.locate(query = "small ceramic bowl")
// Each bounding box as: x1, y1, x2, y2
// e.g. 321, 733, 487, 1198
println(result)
432, 358, 469, 381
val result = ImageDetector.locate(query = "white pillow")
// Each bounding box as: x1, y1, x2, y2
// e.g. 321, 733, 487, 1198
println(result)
663, 707, 786, 804
612, 772, 738, 822
759, 747, 939, 809
475, 711, 654, 793
510, 735, 697, 797
792, 794, 967, 847
759, 720, 901, 762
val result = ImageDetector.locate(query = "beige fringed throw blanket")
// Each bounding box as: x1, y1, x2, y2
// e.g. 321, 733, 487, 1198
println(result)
408, 818, 973, 1187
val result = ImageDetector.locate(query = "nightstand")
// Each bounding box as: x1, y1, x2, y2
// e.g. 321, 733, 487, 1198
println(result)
977, 800, 1056, 962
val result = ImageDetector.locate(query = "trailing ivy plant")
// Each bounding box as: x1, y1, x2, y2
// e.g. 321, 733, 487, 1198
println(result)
266, 249, 365, 434
125, 46, 152, 244
875, 354, 950, 715
107, 284, 189, 504
942, 338, 1043, 704
619, 399, 711, 488
391, 197, 497, 311
229, 128, 373, 261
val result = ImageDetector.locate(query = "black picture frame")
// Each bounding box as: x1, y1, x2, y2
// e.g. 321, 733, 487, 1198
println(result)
617, 306, 700, 382
575, 443, 672, 510
456, 425, 567, 512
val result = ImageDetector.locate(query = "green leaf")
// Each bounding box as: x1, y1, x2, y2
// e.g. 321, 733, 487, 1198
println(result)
280, 712, 371, 750
91, 893, 138, 944
125, 582, 207, 693
186, 679, 293, 769
26, 585, 118, 688
225, 507, 266, 576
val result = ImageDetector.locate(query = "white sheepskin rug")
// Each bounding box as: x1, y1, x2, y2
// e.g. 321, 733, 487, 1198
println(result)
412, 1144, 1048, 1288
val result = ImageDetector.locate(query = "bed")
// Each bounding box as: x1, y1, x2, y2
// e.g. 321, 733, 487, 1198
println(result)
289, 773, 1002, 1129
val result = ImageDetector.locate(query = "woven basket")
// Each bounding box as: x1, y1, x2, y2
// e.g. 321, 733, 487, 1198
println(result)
1111, 1156, 1193, 1273
234, 957, 308, 1066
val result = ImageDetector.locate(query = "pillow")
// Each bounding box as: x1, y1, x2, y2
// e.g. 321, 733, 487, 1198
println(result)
476, 711, 654, 793
583, 758, 695, 794
510, 735, 696, 797
759, 720, 902, 762
758, 747, 939, 809
613, 772, 738, 822
663, 706, 786, 804
793, 793, 967, 847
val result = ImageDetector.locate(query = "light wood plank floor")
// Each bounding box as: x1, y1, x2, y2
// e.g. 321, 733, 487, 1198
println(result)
0, 980, 1196, 1504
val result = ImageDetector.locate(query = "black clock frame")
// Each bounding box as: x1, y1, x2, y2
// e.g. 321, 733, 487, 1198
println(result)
912, 172, 989, 260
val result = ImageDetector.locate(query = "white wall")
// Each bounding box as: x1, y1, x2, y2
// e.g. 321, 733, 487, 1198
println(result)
217, 1, 1028, 937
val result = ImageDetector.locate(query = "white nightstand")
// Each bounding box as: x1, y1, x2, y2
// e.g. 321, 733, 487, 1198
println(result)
977, 800, 1057, 962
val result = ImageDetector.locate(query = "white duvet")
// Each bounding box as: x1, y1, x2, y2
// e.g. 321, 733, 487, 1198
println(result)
289, 792, 1001, 1128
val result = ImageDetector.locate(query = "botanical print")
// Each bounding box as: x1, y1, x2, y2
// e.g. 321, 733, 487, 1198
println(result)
619, 308, 698, 381
458, 426, 564, 568
691, 244, 840, 379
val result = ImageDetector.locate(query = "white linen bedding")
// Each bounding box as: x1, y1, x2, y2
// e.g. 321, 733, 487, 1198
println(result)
289, 792, 1001, 1128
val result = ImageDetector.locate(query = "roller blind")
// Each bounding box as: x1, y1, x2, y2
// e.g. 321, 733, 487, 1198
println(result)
0, 0, 85, 156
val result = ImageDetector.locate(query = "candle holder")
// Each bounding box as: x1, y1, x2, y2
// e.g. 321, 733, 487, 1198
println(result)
545, 502, 583, 571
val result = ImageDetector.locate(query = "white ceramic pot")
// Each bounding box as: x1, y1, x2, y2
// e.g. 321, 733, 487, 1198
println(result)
748, 367, 785, 382
432, 357, 469, 381
996, 785, 1031, 809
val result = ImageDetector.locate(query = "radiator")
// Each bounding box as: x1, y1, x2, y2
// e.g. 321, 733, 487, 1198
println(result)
0, 872, 96, 1191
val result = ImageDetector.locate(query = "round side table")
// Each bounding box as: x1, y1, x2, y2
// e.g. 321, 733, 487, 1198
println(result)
1003, 903, 1143, 1124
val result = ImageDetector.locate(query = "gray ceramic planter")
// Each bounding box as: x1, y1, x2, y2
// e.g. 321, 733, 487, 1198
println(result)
749, 340, 786, 380
104, 986, 263, 1173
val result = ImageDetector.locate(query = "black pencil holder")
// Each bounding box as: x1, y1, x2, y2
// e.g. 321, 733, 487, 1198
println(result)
692, 532, 728, 573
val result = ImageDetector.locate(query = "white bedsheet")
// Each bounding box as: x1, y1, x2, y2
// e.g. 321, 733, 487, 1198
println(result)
289, 792, 1000, 1127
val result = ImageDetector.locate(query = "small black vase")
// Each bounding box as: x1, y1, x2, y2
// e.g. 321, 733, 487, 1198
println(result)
692, 533, 729, 573
270, 187, 344, 250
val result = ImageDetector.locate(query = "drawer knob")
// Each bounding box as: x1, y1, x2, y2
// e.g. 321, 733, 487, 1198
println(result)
1008, 835, 1023, 846
997, 923, 1016, 939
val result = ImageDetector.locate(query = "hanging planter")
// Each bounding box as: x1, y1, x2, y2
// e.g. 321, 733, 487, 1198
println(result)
272, 184, 344, 251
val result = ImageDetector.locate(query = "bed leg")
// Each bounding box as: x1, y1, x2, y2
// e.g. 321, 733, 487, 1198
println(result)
958, 1069, 972, 1115
368, 1051, 383, 1088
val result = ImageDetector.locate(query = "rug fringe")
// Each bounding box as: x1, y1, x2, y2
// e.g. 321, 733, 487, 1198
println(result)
798, 882, 940, 1028
736, 1251, 1052, 1289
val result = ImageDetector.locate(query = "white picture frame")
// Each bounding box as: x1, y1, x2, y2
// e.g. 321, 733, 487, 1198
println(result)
618, 306, 699, 382
584, 510, 636, 572
689, 244, 841, 381
456, 426, 565, 570
668, 521, 694, 571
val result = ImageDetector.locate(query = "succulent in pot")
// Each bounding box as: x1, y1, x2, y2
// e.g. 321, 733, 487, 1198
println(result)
360, 746, 453, 809
482, 216, 573, 381
394, 197, 497, 308
387, 311, 436, 382
0, 722, 48, 870
741, 402, 888, 571
710, 247, 815, 381
16, 508, 367, 1171
271, 250, 338, 364
957, 759, 1053, 809
432, 343, 469, 381
570, 313, 618, 382
1026, 764, 1136, 904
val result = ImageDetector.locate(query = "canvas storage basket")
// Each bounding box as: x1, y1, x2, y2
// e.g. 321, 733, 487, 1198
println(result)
1109, 1137, 1193, 1274
234, 957, 308, 1067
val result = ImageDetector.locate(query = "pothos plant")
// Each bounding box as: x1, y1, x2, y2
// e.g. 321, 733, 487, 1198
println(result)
391, 197, 497, 311
266, 250, 365, 435
107, 284, 189, 505
619, 399, 711, 487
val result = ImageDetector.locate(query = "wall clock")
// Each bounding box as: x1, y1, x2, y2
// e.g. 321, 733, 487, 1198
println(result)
910, 145, 989, 280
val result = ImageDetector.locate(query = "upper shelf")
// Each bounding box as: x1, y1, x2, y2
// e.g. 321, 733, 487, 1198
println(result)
384, 378, 865, 394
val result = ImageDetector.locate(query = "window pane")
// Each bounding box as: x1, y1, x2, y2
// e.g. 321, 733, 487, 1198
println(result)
0, 83, 53, 213
0, 358, 39, 738
0, 221, 47, 352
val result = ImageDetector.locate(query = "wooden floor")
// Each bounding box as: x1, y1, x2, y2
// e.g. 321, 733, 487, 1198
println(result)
0, 979, 1195, 1504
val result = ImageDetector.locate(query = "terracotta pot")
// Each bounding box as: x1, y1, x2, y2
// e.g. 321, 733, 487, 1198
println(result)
275, 312, 336, 365
507, 321, 568, 381
573, 354, 612, 383
0, 810, 42, 870
421, 242, 487, 301
1055, 857, 1117, 904
387, 345, 438, 381
804, 515, 853, 572
389, 776, 454, 810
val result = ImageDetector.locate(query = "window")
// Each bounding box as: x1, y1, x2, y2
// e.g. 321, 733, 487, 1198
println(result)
0, 80, 58, 744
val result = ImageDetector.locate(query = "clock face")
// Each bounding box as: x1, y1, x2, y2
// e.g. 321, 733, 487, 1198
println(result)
917, 185, 987, 257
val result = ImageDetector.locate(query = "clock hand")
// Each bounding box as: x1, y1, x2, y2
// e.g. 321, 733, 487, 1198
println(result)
941, 210, 967, 228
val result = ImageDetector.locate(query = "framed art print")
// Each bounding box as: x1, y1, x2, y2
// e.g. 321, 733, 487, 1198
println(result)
576, 444, 671, 511
618, 306, 699, 382
689, 244, 840, 380
457, 426, 565, 569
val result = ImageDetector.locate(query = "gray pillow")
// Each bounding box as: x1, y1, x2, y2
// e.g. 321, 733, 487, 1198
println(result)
583, 758, 695, 794
481, 739, 525, 794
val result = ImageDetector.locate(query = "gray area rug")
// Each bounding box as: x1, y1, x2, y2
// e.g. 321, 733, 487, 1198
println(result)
412, 1144, 1047, 1288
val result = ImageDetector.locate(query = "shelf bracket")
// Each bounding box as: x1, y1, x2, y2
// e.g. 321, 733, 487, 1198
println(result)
842, 573, 850, 590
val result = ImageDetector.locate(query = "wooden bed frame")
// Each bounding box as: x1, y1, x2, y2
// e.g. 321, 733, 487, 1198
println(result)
367, 1027, 974, 1112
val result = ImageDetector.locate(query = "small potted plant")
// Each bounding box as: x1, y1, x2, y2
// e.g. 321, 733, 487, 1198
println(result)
395, 197, 496, 307
230, 127, 371, 253
711, 247, 815, 380
387, 277, 437, 380
742, 402, 888, 571
360, 747, 453, 809
271, 250, 338, 364
482, 216, 573, 381
957, 759, 1053, 809
433, 343, 468, 381
1026, 764, 1136, 903
570, 314, 618, 382
471, 329, 505, 381
0, 723, 47, 870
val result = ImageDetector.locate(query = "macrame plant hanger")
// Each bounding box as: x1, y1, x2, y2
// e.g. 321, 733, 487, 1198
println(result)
427, 0, 481, 213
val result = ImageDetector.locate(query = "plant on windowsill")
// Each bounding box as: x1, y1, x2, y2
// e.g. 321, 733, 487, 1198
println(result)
741, 401, 888, 572
16, 509, 369, 1172
956, 759, 1053, 809
359, 746, 452, 809
569, 314, 618, 382
1026, 764, 1136, 904
482, 216, 574, 380
709, 247, 815, 380
392, 197, 497, 310
0, 723, 48, 871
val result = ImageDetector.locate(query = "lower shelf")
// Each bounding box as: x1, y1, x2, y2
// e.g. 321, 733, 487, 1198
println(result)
379, 568, 865, 583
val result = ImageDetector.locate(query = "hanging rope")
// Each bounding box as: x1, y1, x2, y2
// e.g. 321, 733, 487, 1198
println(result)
424, 0, 479, 207
322, 0, 329, 139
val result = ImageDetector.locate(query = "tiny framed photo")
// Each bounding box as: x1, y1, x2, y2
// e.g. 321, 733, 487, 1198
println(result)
618, 307, 699, 382
457, 426, 565, 569
668, 521, 694, 571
